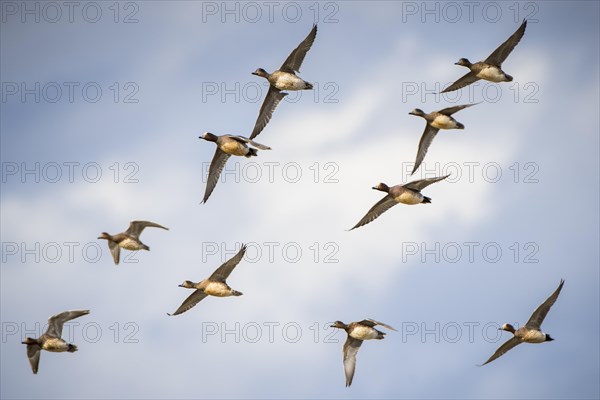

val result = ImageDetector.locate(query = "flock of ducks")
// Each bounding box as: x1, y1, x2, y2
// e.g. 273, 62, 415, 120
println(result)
21, 20, 565, 387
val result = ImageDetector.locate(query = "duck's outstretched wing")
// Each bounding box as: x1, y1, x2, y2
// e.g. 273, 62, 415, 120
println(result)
441, 71, 480, 93
438, 103, 478, 116
525, 279, 565, 329
480, 336, 521, 366
108, 240, 120, 265
46, 310, 90, 338
349, 195, 397, 231
202, 149, 231, 203
403, 175, 450, 192
280, 24, 318, 73
228, 136, 271, 150
485, 19, 527, 66
342, 336, 363, 387
360, 319, 397, 331
411, 124, 440, 175
249, 88, 288, 139
25, 343, 41, 374
209, 245, 247, 282
126, 221, 169, 238
168, 290, 208, 316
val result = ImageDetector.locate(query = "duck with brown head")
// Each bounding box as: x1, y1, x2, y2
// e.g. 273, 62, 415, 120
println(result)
330, 319, 396, 387
442, 20, 527, 93
21, 310, 89, 374
349, 175, 449, 231
199, 133, 271, 203
408, 103, 477, 175
168, 245, 247, 316
98, 220, 168, 265
250, 24, 317, 140
481, 279, 564, 366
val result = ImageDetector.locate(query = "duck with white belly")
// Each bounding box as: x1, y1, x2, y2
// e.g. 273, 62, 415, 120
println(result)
330, 319, 397, 387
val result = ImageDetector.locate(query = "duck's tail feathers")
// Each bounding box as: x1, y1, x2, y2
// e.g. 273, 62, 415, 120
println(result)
422, 196, 432, 204
305, 82, 314, 90
232, 290, 243, 296
545, 334, 554, 342
505, 74, 513, 82
67, 344, 78, 352
246, 148, 258, 157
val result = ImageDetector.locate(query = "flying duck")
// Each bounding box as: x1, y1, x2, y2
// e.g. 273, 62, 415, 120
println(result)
481, 279, 564, 366
250, 24, 317, 139
98, 220, 169, 265
349, 175, 450, 230
331, 319, 396, 386
442, 20, 527, 93
21, 310, 90, 374
168, 245, 247, 316
409, 103, 478, 175
200, 132, 271, 203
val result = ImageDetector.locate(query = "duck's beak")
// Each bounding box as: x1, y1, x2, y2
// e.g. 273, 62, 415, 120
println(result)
454, 62, 460, 65
251, 72, 258, 76
178, 284, 184, 287
409, 111, 416, 115
371, 186, 379, 190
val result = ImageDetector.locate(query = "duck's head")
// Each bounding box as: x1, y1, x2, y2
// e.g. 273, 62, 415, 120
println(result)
252, 68, 269, 78
330, 321, 347, 330
199, 132, 218, 142
21, 337, 37, 345
499, 323, 516, 334
409, 108, 425, 117
97, 232, 111, 240
372, 183, 390, 192
178, 280, 196, 289
455, 58, 472, 67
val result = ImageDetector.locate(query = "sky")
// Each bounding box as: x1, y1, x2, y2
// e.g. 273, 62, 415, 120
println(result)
1, 1, 599, 399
